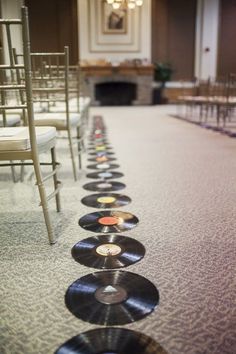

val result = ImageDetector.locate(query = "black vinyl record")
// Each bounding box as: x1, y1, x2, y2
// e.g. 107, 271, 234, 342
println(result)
87, 156, 116, 162
78, 210, 139, 233
87, 163, 119, 170
83, 181, 126, 192
81, 193, 131, 208
65, 270, 159, 325
71, 234, 145, 269
86, 171, 124, 180
89, 151, 115, 156
55, 327, 167, 354
88, 145, 113, 151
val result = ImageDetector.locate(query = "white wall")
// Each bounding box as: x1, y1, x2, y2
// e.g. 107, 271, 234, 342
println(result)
78, 0, 151, 61
195, 0, 220, 79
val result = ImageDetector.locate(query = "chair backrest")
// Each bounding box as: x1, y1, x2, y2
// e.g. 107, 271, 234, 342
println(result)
30, 48, 73, 121
0, 7, 38, 151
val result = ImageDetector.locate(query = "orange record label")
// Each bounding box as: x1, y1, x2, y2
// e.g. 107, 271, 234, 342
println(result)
96, 243, 121, 256
96, 156, 108, 162
98, 216, 119, 226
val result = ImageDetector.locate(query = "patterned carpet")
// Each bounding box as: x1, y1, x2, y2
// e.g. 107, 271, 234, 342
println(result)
0, 105, 236, 354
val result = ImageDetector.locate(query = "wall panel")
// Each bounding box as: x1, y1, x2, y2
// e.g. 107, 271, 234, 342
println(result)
218, 0, 236, 76
25, 0, 78, 64
152, 0, 196, 80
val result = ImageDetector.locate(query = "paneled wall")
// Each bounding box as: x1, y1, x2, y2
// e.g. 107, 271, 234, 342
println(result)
25, 0, 78, 64
152, 0, 197, 80
218, 0, 236, 76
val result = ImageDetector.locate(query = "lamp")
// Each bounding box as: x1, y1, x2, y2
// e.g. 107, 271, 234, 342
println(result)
106, 0, 144, 10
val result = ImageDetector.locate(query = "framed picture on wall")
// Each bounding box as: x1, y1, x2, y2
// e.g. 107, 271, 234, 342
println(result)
88, 0, 141, 52
102, 1, 127, 34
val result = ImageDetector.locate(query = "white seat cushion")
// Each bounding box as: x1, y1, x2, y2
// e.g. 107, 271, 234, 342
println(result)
34, 112, 80, 129
0, 126, 56, 151
0, 114, 21, 127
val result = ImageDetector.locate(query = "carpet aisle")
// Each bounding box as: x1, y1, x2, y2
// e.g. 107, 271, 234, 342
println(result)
0, 105, 235, 354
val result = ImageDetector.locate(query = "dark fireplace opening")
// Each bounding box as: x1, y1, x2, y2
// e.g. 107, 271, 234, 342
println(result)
95, 82, 136, 106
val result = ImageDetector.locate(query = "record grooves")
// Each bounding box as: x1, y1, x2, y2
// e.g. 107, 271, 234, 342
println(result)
81, 193, 131, 208
86, 171, 124, 180
54, 327, 167, 354
71, 234, 145, 269
83, 181, 126, 192
65, 270, 159, 325
79, 210, 139, 233
87, 163, 119, 170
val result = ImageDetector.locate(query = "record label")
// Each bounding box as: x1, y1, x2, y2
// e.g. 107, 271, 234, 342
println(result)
98, 172, 113, 178
97, 182, 113, 189
97, 163, 111, 169
95, 285, 128, 304
96, 156, 108, 162
95, 243, 122, 256
97, 196, 116, 204
98, 216, 119, 225
65, 270, 159, 325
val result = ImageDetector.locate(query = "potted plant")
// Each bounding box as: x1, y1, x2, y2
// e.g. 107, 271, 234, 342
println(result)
153, 62, 173, 104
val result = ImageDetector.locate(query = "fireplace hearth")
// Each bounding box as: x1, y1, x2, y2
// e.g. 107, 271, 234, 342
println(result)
95, 82, 136, 106
81, 63, 154, 106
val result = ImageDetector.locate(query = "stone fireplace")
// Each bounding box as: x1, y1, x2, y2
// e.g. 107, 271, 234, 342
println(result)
81, 64, 154, 106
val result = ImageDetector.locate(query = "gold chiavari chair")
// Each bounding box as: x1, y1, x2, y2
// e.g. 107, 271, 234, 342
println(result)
0, 6, 61, 244
30, 48, 81, 180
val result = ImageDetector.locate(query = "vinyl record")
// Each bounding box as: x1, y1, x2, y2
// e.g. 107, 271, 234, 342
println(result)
83, 181, 126, 192
65, 270, 159, 325
87, 163, 119, 170
71, 234, 145, 269
55, 327, 167, 354
86, 171, 124, 180
78, 210, 139, 233
88, 156, 116, 163
88, 145, 113, 151
81, 193, 131, 208
89, 151, 115, 156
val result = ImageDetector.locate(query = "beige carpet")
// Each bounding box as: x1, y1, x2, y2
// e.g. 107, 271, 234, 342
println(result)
0, 105, 235, 354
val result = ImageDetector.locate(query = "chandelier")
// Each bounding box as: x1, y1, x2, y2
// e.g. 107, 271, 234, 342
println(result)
106, 0, 143, 10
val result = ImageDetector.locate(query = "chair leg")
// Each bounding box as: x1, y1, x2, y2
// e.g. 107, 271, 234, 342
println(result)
10, 161, 17, 183
51, 147, 61, 212
67, 128, 77, 181
77, 125, 82, 170
33, 158, 56, 244
20, 161, 25, 182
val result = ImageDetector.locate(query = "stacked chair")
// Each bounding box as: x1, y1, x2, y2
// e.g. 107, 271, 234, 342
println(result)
0, 7, 61, 244
177, 75, 236, 135
30, 48, 82, 181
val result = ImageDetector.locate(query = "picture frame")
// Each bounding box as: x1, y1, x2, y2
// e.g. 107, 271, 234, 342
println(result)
102, 1, 127, 34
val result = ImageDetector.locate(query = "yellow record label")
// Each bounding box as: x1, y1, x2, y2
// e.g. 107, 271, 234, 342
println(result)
97, 196, 116, 204
96, 243, 121, 256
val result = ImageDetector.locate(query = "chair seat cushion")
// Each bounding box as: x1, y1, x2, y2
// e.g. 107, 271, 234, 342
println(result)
34, 112, 80, 129
0, 126, 56, 151
0, 114, 21, 127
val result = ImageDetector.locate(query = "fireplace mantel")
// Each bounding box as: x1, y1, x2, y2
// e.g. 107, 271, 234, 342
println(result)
81, 64, 154, 105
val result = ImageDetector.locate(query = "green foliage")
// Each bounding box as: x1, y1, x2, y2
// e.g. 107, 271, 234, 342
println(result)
154, 62, 173, 82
